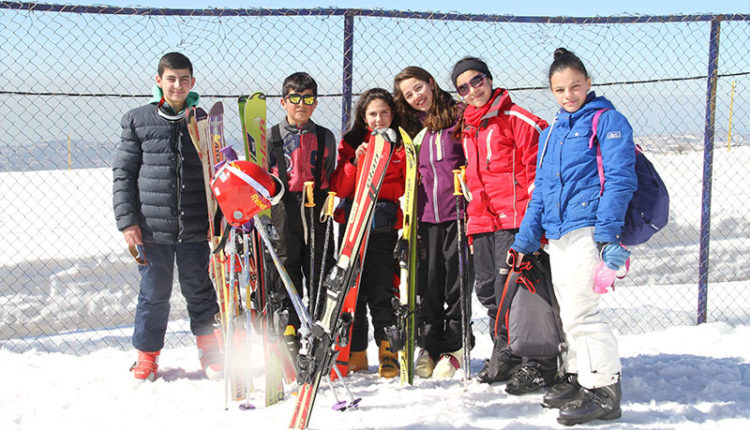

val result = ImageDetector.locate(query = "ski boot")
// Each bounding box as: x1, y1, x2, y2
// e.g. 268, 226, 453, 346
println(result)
505, 365, 555, 395
415, 348, 436, 378
557, 381, 622, 426
131, 350, 160, 383
543, 373, 581, 408
433, 348, 462, 380
378, 340, 399, 378
348, 350, 369, 373
196, 328, 224, 381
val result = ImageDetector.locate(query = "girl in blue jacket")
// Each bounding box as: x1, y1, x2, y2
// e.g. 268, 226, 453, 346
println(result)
510, 48, 636, 426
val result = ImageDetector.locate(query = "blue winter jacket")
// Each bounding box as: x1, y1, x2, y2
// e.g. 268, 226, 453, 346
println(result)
512, 93, 637, 254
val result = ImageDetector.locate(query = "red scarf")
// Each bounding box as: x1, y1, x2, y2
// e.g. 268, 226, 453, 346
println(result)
463, 88, 503, 128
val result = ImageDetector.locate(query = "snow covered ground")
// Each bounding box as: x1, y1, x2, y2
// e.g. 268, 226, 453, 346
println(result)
1, 144, 749, 429
1, 322, 749, 429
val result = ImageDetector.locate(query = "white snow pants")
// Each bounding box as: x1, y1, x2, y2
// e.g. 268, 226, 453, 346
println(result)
547, 227, 621, 389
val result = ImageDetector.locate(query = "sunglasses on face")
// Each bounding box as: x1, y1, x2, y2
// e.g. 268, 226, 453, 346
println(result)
285, 94, 317, 105
456, 73, 487, 97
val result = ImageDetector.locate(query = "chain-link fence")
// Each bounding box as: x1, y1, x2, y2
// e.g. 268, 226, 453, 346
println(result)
1, 3, 748, 354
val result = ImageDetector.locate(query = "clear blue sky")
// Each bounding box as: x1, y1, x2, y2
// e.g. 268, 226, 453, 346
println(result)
76, 0, 749, 15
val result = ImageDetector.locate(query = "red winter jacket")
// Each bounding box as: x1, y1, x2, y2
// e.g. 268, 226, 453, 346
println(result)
461, 89, 547, 236
330, 129, 406, 229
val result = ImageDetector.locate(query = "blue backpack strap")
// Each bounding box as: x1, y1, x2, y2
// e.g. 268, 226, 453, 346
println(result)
590, 108, 610, 196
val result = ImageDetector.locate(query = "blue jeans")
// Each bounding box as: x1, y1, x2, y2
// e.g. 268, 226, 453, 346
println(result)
132, 241, 219, 352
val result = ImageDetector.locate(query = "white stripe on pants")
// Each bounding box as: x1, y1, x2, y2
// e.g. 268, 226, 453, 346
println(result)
547, 227, 621, 389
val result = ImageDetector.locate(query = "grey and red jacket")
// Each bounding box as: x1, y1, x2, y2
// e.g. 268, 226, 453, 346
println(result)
461, 88, 547, 236
268, 118, 336, 193
416, 117, 466, 224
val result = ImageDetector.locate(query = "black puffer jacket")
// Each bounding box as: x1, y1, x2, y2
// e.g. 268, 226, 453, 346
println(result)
113, 102, 208, 244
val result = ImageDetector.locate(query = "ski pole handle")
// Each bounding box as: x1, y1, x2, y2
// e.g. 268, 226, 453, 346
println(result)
457, 166, 472, 202
452, 169, 462, 196
320, 191, 337, 223
304, 181, 315, 208
325, 191, 336, 216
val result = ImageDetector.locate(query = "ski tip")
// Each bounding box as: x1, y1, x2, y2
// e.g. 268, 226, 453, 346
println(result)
398, 127, 412, 146
194, 107, 207, 120
373, 127, 397, 143
209, 101, 224, 114
250, 91, 267, 100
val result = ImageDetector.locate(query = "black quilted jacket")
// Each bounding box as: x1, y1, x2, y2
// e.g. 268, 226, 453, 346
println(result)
112, 102, 208, 244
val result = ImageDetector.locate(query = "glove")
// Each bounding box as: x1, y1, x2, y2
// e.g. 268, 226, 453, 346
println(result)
597, 242, 631, 271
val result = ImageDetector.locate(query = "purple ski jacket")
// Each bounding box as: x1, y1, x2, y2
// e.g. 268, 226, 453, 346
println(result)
416, 118, 466, 224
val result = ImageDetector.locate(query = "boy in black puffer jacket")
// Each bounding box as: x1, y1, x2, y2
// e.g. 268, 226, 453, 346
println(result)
113, 52, 222, 383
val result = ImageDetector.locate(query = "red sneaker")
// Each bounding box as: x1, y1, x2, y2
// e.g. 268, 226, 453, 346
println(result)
197, 329, 224, 381
130, 350, 160, 382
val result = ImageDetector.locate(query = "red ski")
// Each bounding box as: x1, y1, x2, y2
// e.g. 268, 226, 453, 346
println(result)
289, 128, 396, 429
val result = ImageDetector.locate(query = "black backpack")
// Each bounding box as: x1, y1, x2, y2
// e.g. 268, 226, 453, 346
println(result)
497, 250, 561, 358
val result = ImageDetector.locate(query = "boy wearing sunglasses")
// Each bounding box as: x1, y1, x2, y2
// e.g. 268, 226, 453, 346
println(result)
267, 72, 337, 365
451, 57, 557, 394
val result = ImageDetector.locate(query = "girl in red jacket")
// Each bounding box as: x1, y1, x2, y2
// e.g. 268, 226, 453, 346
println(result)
451, 57, 556, 394
330, 88, 406, 378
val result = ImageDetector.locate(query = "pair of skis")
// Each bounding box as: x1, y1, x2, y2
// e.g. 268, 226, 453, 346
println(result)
187, 102, 249, 407
238, 93, 291, 407
186, 97, 293, 409
390, 128, 420, 385
289, 128, 397, 429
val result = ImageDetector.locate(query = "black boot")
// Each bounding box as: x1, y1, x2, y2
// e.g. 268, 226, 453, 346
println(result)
557, 381, 622, 426
476, 338, 520, 384
505, 365, 556, 395
543, 373, 581, 408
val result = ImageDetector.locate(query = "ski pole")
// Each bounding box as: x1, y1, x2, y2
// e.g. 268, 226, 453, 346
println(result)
304, 181, 316, 316
253, 216, 313, 333
453, 168, 470, 390
314, 191, 336, 318
223, 228, 238, 409
331, 359, 362, 408
241, 231, 256, 409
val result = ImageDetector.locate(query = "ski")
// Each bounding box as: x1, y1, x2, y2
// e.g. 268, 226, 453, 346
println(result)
243, 92, 269, 166
240, 93, 288, 406
207, 103, 250, 405
390, 127, 421, 385
289, 128, 396, 430
187, 105, 249, 405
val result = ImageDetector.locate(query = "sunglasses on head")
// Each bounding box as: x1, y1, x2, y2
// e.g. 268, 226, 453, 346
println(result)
285, 94, 317, 105
456, 73, 487, 97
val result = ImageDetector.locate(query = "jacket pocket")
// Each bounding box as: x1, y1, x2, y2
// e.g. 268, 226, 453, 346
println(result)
566, 187, 600, 221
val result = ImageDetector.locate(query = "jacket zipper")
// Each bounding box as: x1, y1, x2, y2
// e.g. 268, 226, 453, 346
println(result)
429, 132, 440, 223
176, 125, 183, 241
485, 128, 493, 167
511, 146, 518, 225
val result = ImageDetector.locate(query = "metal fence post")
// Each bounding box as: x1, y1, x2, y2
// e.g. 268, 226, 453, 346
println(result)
698, 17, 722, 324
341, 13, 354, 133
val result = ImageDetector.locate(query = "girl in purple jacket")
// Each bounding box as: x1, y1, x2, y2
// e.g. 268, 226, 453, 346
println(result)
394, 66, 471, 379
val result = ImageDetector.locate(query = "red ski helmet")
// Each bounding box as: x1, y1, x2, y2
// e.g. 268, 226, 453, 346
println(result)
211, 160, 284, 227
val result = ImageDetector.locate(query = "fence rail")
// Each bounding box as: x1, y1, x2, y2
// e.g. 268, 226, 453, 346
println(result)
1, 2, 748, 354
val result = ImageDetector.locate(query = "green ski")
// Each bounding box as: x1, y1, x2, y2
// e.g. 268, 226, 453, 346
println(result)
393, 127, 422, 385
